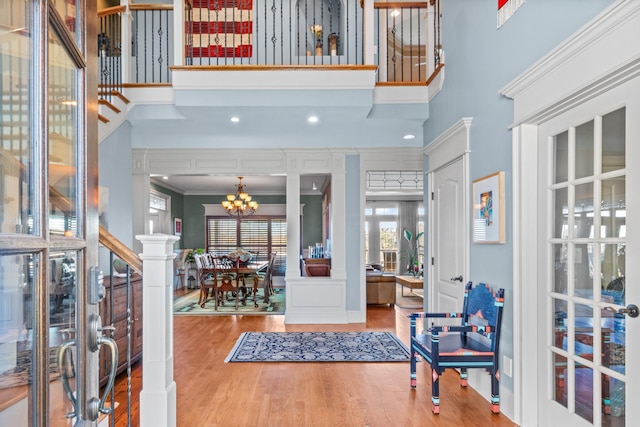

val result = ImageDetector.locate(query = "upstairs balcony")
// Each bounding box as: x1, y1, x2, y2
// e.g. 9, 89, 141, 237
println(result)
96, 0, 443, 142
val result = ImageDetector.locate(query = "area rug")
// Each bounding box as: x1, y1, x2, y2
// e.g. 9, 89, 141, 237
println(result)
225, 331, 410, 362
173, 288, 285, 315
395, 284, 424, 309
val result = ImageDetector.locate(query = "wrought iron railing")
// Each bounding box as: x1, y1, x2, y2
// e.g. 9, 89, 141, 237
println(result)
373, 2, 428, 83
98, 6, 125, 102
96, 0, 441, 101
131, 4, 174, 83
98, 226, 142, 427
185, 0, 364, 66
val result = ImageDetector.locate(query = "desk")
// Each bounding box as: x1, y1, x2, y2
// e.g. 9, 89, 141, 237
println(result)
396, 275, 423, 297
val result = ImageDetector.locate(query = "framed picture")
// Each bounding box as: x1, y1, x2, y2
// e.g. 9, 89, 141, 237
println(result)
174, 218, 182, 236
472, 171, 505, 244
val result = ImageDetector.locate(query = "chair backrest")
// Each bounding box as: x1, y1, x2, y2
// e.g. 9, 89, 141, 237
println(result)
193, 252, 214, 269
213, 255, 239, 289
461, 282, 505, 349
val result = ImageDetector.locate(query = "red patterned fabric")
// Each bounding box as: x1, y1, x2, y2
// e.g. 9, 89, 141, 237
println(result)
497, 0, 525, 27
192, 0, 253, 10
190, 0, 253, 58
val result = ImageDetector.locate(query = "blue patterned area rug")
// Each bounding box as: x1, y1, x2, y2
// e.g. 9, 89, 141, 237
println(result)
174, 288, 284, 315
225, 331, 410, 363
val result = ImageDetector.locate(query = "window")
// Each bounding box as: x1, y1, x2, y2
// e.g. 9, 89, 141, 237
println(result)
365, 201, 424, 273
206, 216, 287, 274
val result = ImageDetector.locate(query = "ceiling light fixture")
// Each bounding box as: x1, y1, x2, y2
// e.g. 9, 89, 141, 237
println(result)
403, 134, 416, 140
312, 181, 318, 191
230, 116, 240, 123
308, 116, 319, 123
221, 176, 259, 218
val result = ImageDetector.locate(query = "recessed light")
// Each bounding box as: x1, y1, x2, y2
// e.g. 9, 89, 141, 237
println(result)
403, 134, 416, 140
308, 116, 319, 123
163, 176, 169, 180
230, 117, 240, 123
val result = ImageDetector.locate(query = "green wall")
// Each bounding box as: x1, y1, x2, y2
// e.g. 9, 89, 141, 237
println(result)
301, 195, 323, 248
175, 194, 323, 251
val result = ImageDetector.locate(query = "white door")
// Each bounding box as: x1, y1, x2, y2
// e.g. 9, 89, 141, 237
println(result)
430, 157, 466, 313
537, 79, 640, 426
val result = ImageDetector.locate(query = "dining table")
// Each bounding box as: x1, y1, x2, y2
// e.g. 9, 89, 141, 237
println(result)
234, 260, 270, 306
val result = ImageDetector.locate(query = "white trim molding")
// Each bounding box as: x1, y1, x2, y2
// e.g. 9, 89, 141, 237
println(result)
424, 117, 472, 172
501, 1, 640, 425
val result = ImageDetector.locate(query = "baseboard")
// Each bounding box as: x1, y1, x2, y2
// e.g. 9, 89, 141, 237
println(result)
467, 370, 516, 422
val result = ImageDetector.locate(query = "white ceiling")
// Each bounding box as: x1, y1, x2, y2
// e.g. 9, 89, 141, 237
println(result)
132, 69, 430, 199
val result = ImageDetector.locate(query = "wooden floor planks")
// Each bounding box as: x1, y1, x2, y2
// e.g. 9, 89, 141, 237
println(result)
111, 298, 517, 427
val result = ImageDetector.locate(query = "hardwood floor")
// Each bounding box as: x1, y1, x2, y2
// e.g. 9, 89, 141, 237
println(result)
111, 299, 517, 426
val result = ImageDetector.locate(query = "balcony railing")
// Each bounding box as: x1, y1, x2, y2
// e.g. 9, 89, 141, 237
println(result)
97, 0, 441, 98
374, 2, 428, 84
98, 6, 125, 101
185, 0, 364, 66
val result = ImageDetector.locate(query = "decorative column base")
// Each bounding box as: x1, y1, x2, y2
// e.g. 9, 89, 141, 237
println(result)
140, 383, 177, 427
136, 233, 180, 427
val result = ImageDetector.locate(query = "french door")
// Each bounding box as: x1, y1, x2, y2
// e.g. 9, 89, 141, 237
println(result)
537, 79, 640, 425
0, 1, 105, 425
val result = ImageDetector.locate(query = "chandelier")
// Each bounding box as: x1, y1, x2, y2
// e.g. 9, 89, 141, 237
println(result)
221, 176, 259, 217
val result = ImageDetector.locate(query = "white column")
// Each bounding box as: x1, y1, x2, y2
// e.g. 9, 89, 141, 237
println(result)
363, 0, 375, 65
285, 172, 301, 279
121, 0, 132, 83
136, 234, 180, 427
173, 0, 185, 66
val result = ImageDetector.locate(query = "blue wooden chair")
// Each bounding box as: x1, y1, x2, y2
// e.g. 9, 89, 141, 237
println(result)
409, 281, 505, 414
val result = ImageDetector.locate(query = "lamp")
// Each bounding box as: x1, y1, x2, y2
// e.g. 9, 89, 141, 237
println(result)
221, 176, 259, 218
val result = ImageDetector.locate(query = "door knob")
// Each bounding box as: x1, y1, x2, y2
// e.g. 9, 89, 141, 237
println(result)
618, 304, 639, 318
450, 275, 463, 282
87, 314, 119, 421
57, 338, 78, 419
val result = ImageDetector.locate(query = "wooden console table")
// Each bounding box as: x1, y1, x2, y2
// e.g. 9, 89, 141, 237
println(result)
396, 275, 423, 297
303, 258, 331, 276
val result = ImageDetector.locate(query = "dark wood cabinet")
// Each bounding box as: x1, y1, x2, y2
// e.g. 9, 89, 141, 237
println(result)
99, 274, 143, 385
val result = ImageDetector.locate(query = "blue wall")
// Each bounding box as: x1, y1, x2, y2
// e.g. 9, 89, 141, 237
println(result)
98, 123, 133, 247
345, 155, 361, 310
98, 123, 134, 272
423, 0, 614, 394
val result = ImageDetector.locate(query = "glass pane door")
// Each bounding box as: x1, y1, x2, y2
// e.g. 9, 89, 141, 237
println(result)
547, 108, 627, 426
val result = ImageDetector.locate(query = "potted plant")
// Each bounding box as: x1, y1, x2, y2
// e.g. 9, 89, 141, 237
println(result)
403, 229, 424, 276
185, 248, 204, 264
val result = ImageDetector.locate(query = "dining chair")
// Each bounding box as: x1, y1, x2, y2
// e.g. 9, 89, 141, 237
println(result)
211, 255, 243, 310
173, 258, 186, 290
193, 253, 216, 307
254, 252, 277, 299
